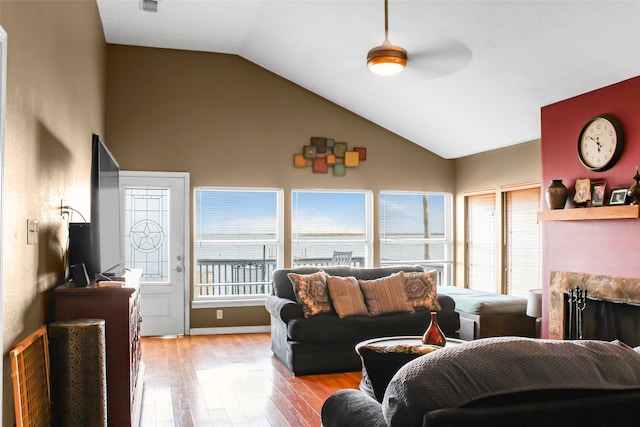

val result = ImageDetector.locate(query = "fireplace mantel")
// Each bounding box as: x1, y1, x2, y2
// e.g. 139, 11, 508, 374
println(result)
538, 205, 640, 222
549, 271, 640, 339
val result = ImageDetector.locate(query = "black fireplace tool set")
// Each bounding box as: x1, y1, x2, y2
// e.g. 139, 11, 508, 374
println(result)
566, 287, 588, 340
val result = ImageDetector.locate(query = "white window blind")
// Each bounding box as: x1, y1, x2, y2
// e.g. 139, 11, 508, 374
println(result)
194, 188, 283, 300
466, 193, 496, 292
505, 187, 541, 298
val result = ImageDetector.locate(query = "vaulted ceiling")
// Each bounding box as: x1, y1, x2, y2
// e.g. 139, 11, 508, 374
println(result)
96, 0, 640, 159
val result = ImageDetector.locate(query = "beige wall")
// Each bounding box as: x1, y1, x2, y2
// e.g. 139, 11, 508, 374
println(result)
453, 139, 542, 287
1, 1, 106, 424
104, 45, 456, 329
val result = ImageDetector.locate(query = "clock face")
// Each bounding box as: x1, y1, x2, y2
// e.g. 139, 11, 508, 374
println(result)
578, 115, 624, 172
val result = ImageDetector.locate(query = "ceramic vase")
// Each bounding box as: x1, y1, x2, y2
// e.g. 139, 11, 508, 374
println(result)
545, 179, 568, 210
628, 167, 640, 205
422, 311, 446, 347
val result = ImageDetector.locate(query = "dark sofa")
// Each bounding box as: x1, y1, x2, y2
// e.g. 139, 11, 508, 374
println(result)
265, 265, 459, 376
321, 337, 640, 426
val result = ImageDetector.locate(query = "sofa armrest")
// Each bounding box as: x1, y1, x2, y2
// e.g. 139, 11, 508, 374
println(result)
321, 389, 387, 427
436, 293, 455, 312
265, 295, 304, 323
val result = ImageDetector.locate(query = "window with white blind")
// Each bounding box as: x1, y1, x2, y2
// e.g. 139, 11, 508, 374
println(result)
193, 188, 283, 303
292, 190, 372, 267
504, 187, 541, 298
379, 191, 453, 285
465, 193, 497, 292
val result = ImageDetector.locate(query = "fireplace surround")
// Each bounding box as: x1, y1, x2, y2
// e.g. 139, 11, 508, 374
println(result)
549, 271, 640, 346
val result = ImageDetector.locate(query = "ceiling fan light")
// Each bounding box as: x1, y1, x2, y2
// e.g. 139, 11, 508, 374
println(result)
367, 43, 407, 76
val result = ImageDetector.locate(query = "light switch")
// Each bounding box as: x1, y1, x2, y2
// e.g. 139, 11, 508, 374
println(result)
27, 219, 38, 245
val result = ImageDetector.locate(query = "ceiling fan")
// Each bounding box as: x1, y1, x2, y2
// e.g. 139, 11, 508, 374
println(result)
366, 0, 472, 79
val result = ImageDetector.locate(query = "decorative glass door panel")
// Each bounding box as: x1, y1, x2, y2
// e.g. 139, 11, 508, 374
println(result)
125, 188, 169, 283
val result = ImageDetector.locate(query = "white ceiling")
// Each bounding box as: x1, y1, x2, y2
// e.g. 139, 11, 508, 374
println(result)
96, 0, 640, 159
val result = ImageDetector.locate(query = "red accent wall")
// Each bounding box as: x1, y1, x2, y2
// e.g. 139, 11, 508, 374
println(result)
540, 76, 640, 337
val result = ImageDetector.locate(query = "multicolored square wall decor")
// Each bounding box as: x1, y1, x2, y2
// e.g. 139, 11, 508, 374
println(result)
294, 137, 366, 176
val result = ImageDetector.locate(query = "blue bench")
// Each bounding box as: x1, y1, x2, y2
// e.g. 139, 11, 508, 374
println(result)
438, 286, 536, 340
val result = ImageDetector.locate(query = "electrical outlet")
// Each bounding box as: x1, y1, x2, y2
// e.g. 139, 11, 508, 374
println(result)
27, 219, 38, 245
60, 199, 71, 218
216, 309, 223, 320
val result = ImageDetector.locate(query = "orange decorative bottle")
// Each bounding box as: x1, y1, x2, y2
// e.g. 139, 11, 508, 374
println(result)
422, 311, 446, 347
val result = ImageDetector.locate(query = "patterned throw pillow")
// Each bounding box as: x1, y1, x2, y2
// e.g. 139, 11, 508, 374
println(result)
404, 271, 441, 311
288, 271, 331, 318
359, 272, 414, 316
326, 276, 369, 318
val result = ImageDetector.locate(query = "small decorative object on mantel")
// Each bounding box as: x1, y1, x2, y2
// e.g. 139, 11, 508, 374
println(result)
293, 137, 366, 176
627, 166, 640, 205
422, 311, 446, 347
545, 179, 568, 210
590, 181, 606, 207
573, 178, 591, 207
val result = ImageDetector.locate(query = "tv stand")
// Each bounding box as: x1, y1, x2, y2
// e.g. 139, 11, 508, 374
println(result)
53, 271, 143, 427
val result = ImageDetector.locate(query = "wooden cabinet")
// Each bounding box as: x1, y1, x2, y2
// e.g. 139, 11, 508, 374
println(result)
53, 283, 144, 427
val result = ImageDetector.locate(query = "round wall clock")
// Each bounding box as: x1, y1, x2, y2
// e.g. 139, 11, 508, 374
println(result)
577, 115, 624, 172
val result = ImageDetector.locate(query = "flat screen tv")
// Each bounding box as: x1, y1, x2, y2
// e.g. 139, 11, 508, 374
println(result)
73, 133, 125, 280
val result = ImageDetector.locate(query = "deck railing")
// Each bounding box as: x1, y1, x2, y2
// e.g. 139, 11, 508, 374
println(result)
195, 257, 445, 298
194, 257, 364, 297
194, 258, 446, 298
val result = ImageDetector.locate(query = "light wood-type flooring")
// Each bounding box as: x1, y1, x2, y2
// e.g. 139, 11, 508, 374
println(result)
139, 333, 361, 426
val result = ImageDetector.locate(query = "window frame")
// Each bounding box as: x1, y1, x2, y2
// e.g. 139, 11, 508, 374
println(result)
379, 191, 453, 285
192, 187, 284, 308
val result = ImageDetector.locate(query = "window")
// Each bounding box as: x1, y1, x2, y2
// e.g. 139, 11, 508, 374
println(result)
194, 188, 283, 304
379, 192, 453, 285
465, 193, 497, 292
465, 185, 542, 297
504, 187, 541, 298
291, 190, 372, 267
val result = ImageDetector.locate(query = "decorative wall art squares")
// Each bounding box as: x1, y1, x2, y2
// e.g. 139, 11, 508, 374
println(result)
303, 146, 317, 159
344, 151, 360, 167
294, 137, 366, 175
333, 142, 348, 158
313, 157, 329, 173
354, 147, 367, 161
310, 137, 327, 153
294, 154, 307, 168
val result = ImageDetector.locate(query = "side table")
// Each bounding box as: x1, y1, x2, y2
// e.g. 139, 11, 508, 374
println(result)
355, 336, 465, 402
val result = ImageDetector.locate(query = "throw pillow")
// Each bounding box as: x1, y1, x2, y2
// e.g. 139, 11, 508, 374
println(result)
288, 271, 331, 318
326, 276, 369, 318
403, 271, 441, 311
359, 272, 414, 316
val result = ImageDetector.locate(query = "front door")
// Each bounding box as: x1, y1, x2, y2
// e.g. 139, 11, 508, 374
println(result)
120, 171, 190, 336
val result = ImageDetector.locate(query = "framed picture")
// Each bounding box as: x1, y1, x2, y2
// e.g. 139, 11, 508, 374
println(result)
591, 181, 607, 207
609, 188, 628, 205
573, 178, 591, 207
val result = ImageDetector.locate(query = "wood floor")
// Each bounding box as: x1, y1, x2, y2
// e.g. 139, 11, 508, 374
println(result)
139, 333, 362, 427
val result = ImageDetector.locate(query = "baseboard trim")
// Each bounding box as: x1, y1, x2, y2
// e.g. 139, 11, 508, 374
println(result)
190, 325, 271, 335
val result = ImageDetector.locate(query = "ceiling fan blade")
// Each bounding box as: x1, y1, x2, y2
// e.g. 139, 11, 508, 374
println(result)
406, 38, 472, 79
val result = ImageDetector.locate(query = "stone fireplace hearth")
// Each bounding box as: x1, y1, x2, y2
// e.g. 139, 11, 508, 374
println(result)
549, 271, 640, 341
